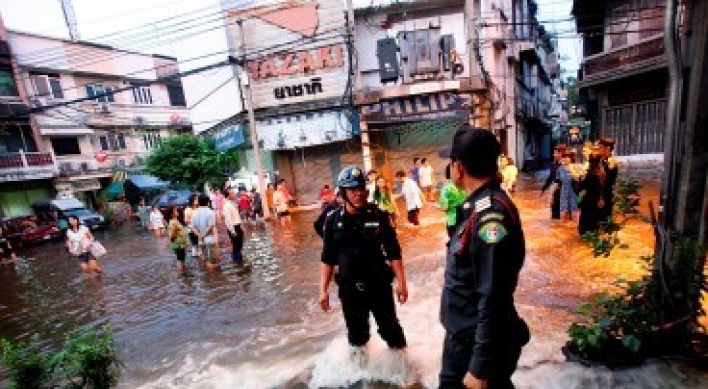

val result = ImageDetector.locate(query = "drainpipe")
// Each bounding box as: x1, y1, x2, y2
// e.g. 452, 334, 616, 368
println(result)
657, 0, 682, 261
659, 0, 681, 233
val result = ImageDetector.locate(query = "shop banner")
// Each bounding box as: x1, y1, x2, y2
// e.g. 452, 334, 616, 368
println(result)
255, 109, 357, 151
214, 124, 245, 152
360, 92, 471, 124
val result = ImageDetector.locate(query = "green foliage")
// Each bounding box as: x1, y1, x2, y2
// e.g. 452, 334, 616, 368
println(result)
145, 135, 229, 188
582, 180, 643, 257
1, 335, 53, 389
568, 240, 708, 367
58, 326, 120, 389
565, 76, 579, 110
1, 325, 120, 389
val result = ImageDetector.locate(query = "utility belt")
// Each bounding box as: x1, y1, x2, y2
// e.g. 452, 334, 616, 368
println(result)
334, 266, 394, 291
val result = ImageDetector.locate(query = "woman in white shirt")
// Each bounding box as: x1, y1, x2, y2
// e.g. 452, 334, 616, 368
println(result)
65, 215, 102, 276
149, 206, 166, 238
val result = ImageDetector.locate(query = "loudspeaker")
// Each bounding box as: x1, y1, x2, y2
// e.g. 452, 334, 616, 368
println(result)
377, 38, 400, 84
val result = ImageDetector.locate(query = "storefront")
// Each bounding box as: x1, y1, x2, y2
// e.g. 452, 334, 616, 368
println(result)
258, 108, 359, 204
358, 91, 478, 185
0, 179, 53, 218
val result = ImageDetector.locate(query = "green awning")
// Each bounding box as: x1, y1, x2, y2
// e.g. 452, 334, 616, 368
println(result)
104, 180, 124, 200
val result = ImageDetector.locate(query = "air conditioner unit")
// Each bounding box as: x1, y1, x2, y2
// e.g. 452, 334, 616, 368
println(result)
99, 103, 112, 114
133, 115, 146, 125
59, 162, 73, 174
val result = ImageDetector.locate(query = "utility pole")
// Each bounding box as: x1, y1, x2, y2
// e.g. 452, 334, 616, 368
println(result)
59, 0, 80, 41
237, 19, 271, 220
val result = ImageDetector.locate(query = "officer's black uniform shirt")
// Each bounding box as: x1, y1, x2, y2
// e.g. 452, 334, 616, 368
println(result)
321, 204, 401, 281
441, 178, 526, 379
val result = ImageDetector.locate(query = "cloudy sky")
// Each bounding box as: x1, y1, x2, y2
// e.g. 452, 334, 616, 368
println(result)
0, 0, 580, 131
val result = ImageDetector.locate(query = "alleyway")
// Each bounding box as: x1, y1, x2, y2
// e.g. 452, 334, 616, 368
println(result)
1, 175, 706, 388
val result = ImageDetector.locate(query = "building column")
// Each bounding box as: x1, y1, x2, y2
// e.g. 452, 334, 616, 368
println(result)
360, 120, 372, 172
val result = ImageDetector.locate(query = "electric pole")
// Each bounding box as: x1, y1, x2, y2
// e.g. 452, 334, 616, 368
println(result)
237, 19, 271, 220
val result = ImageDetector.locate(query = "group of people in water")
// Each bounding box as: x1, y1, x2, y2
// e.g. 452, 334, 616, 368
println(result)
541, 138, 619, 235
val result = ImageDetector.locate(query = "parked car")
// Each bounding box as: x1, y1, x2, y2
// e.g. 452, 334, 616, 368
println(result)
152, 190, 195, 220
32, 198, 107, 231
1, 215, 63, 248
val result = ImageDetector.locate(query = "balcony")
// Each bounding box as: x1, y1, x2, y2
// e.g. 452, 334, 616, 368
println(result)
581, 34, 666, 87
0, 151, 58, 182
79, 102, 191, 128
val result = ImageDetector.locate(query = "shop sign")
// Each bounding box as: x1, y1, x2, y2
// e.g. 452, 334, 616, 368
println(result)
214, 124, 245, 152
72, 179, 101, 192
255, 109, 357, 151
360, 93, 472, 124
228, 0, 348, 109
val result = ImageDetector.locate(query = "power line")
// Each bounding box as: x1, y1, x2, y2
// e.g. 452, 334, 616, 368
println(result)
187, 74, 236, 110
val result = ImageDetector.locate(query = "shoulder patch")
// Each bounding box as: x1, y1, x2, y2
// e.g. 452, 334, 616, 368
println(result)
475, 196, 492, 212
480, 212, 505, 223
478, 221, 507, 244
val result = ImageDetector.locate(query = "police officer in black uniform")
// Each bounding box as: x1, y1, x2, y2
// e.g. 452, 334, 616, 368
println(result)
439, 127, 530, 389
318, 166, 408, 353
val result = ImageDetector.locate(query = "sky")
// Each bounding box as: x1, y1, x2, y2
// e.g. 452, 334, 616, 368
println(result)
0, 0, 581, 132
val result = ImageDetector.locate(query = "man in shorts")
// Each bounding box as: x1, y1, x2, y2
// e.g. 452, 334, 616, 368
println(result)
190, 194, 219, 271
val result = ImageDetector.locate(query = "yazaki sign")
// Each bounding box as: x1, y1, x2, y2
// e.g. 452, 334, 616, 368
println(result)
226, 0, 349, 109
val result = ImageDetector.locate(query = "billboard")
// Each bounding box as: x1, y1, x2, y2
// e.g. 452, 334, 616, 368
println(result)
225, 0, 350, 109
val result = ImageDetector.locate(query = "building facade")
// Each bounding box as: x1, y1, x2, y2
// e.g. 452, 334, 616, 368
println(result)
7, 30, 191, 211
573, 0, 667, 156
208, 0, 562, 204
0, 16, 57, 218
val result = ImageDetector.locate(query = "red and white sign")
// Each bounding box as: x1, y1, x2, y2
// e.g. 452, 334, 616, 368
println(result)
95, 151, 108, 163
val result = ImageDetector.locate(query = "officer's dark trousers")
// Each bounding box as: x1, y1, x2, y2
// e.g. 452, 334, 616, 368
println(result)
338, 280, 406, 349
227, 225, 244, 264
551, 187, 561, 219
439, 333, 522, 389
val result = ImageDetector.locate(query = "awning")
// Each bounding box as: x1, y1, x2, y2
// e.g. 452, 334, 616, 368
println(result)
126, 175, 169, 190
40, 128, 93, 136
104, 180, 124, 200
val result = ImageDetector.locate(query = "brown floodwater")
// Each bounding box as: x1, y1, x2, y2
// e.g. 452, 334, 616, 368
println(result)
1, 174, 706, 388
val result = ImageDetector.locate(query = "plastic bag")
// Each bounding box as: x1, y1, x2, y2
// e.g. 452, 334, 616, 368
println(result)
90, 241, 107, 258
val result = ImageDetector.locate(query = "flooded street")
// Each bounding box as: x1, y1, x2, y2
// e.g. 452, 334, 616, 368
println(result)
1, 175, 707, 388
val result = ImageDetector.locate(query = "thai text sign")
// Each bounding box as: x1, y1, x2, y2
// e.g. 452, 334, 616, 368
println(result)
360, 93, 472, 124
214, 124, 245, 152
227, 0, 348, 109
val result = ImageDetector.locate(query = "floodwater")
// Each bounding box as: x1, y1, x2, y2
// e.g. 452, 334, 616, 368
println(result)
1, 175, 707, 388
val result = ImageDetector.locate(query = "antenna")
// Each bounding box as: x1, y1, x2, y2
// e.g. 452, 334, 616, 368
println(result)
59, 0, 80, 41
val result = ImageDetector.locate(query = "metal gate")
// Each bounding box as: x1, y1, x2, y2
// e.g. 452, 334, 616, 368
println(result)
603, 99, 666, 156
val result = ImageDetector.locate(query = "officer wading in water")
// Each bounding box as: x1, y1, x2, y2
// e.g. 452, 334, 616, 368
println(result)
318, 166, 408, 361
438, 126, 530, 389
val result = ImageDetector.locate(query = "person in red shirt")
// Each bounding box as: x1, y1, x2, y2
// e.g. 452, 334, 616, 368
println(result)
319, 184, 334, 209
237, 187, 252, 222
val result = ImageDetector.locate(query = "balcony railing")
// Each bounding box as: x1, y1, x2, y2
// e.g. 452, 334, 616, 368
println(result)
0, 151, 57, 182
583, 35, 666, 82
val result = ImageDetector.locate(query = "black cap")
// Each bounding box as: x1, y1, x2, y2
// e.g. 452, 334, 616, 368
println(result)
439, 125, 501, 178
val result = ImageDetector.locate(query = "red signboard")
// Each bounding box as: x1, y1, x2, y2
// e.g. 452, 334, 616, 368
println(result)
95, 151, 108, 163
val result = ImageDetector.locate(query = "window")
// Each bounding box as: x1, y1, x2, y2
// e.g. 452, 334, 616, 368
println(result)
132, 86, 153, 104
142, 130, 161, 150
85, 84, 115, 103
97, 133, 127, 151
31, 74, 64, 99
167, 84, 186, 106
50, 137, 81, 155
0, 66, 18, 97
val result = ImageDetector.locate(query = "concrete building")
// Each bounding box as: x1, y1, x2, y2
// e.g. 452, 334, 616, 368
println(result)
354, 0, 560, 175
0, 15, 57, 218
6, 29, 191, 211
573, 0, 667, 156
206, 0, 562, 204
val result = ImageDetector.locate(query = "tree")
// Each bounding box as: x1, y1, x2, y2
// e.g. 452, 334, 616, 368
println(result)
146, 135, 227, 189
565, 76, 579, 111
